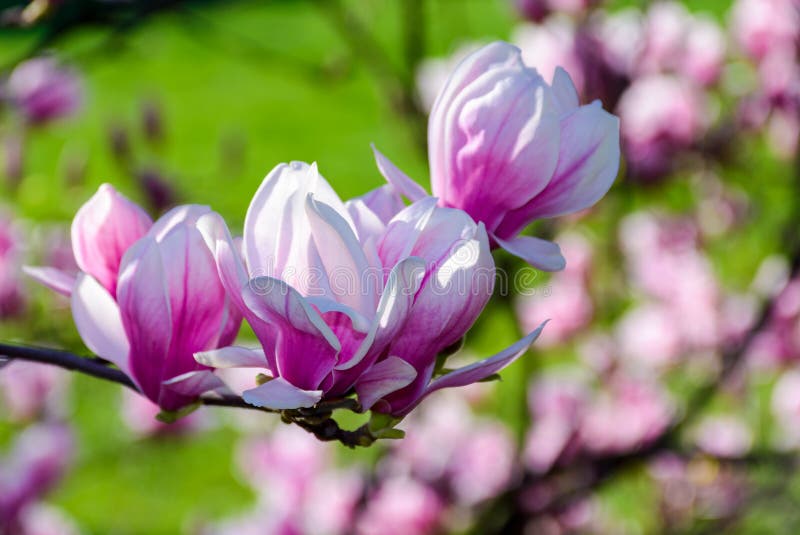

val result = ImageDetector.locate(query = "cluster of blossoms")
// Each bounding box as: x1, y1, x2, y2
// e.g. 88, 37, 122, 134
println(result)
203, 387, 516, 535
24, 41, 619, 431
0, 56, 82, 184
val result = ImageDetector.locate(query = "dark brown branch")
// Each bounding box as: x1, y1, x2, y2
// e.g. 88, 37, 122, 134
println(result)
0, 341, 378, 447
0, 342, 137, 390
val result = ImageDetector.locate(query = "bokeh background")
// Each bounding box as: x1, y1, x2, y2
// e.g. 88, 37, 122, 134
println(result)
2, 0, 800, 533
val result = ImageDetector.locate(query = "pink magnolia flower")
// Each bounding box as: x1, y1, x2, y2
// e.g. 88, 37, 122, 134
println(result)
388, 391, 516, 506
0, 210, 26, 318
579, 376, 674, 455
637, 3, 725, 87
26, 184, 241, 411
615, 303, 683, 369
523, 370, 589, 472
772, 368, 800, 448
694, 415, 753, 458
356, 476, 443, 535
730, 0, 800, 62
514, 0, 596, 22
197, 161, 543, 415
0, 424, 73, 534
215, 426, 362, 535
617, 74, 710, 179
5, 57, 82, 125
378, 41, 619, 271
0, 361, 70, 422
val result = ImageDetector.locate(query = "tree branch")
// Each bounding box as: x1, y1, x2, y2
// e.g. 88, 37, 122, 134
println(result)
0, 341, 379, 447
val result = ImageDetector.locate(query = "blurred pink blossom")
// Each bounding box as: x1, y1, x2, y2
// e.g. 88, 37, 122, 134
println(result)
730, 0, 800, 61
0, 210, 27, 318
356, 476, 443, 535
580, 376, 674, 455
638, 3, 725, 86
5, 57, 82, 125
524, 370, 588, 473
0, 361, 69, 422
0, 424, 73, 533
513, 16, 585, 94
391, 392, 517, 506
617, 75, 710, 179
694, 416, 753, 458
771, 368, 800, 448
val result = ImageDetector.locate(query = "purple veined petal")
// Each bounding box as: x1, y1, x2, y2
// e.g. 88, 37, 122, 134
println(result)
493, 233, 566, 271
398, 321, 547, 415
429, 43, 525, 198
243, 276, 340, 390
371, 145, 428, 202
305, 296, 371, 333
242, 377, 323, 410
346, 197, 386, 245
71, 184, 153, 296
23, 266, 76, 296
70, 273, 131, 377
150, 204, 212, 242
435, 60, 561, 231
551, 66, 580, 116
157, 223, 228, 371
243, 161, 350, 279
355, 356, 418, 411
214, 295, 244, 348
378, 197, 439, 269
162, 370, 235, 398
348, 184, 406, 226
335, 256, 426, 372
196, 212, 249, 309
116, 236, 173, 404
198, 212, 279, 371
305, 194, 375, 317
500, 101, 620, 225
194, 346, 268, 368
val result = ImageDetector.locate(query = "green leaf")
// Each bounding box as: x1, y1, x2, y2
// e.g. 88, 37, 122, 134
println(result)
156, 401, 201, 424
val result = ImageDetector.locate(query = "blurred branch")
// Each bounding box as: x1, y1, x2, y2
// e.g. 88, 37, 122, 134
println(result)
0, 341, 378, 448
316, 0, 428, 153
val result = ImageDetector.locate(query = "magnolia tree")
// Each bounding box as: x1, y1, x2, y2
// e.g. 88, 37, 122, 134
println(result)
5, 40, 620, 446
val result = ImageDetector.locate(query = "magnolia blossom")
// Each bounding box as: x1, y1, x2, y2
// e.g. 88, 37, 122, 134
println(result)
197, 161, 544, 416
0, 424, 73, 534
0, 210, 27, 318
579, 376, 674, 455
26, 184, 241, 411
5, 57, 82, 124
0, 361, 70, 422
694, 416, 753, 458
388, 391, 516, 506
637, 2, 725, 87
730, 0, 800, 61
514, 0, 596, 22
772, 368, 800, 448
384, 41, 619, 271
356, 476, 444, 535
617, 75, 710, 179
